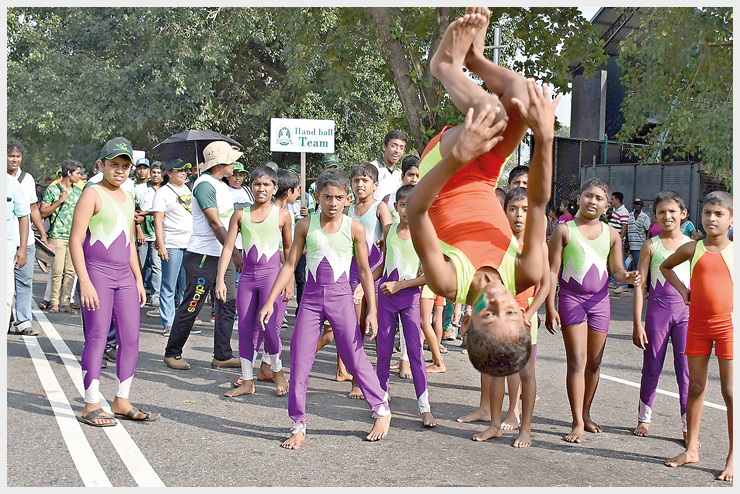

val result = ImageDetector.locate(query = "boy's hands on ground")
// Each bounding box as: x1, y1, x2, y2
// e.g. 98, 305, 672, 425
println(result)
633, 323, 648, 349
258, 305, 274, 331
80, 281, 100, 311
450, 105, 507, 165
353, 284, 364, 305
545, 306, 560, 334
215, 280, 227, 302
511, 79, 561, 140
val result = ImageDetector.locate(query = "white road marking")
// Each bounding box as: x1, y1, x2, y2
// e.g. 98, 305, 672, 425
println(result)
600, 373, 727, 411
23, 336, 112, 487
31, 302, 165, 487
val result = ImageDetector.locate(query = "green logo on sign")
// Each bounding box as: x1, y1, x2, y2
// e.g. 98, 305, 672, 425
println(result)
276, 127, 292, 146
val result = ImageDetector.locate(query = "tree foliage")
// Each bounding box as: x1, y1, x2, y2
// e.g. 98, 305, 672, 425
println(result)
617, 7, 732, 186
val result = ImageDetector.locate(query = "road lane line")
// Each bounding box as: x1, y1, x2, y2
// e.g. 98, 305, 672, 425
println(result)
600, 373, 727, 411
23, 336, 112, 487
32, 302, 165, 487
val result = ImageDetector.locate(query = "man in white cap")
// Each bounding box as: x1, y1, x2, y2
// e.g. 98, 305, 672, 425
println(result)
164, 141, 244, 370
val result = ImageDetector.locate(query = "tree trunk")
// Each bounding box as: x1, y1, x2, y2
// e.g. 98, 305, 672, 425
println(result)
419, 7, 451, 131
369, 7, 426, 153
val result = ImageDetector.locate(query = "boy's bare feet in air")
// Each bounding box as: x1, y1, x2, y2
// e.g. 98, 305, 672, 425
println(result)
473, 424, 502, 441
399, 360, 411, 379
718, 453, 733, 482
564, 425, 584, 444
430, 11, 486, 82
464, 6, 490, 71
282, 430, 305, 450
457, 407, 491, 423
225, 379, 255, 397
349, 378, 364, 399
665, 448, 699, 468
513, 427, 532, 448
422, 411, 437, 428
273, 370, 289, 396
426, 361, 446, 374
634, 422, 649, 437
501, 412, 520, 431
257, 362, 274, 382
366, 413, 392, 441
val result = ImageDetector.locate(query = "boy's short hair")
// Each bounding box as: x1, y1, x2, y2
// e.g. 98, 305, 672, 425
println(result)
466, 321, 532, 377
395, 184, 415, 203
250, 165, 277, 185
350, 163, 378, 183
703, 191, 733, 215
401, 155, 420, 175
316, 168, 350, 194
580, 177, 611, 198
504, 186, 527, 211
611, 191, 624, 204
275, 169, 300, 199
507, 165, 529, 186
383, 130, 408, 146
653, 190, 686, 211
8, 137, 24, 155
61, 159, 82, 178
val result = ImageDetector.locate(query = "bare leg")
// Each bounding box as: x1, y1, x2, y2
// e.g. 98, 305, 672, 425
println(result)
514, 352, 536, 447
666, 355, 709, 468
583, 327, 608, 434
349, 297, 367, 398
502, 373, 521, 430
717, 357, 733, 481
433, 304, 445, 353
256, 361, 274, 382
317, 324, 334, 351
562, 322, 588, 443
420, 297, 446, 372
473, 376, 504, 441
458, 373, 492, 422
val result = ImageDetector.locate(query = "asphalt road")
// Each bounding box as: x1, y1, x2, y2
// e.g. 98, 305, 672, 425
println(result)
6, 268, 732, 487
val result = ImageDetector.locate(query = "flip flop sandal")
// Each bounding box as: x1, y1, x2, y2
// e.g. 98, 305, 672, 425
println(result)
114, 406, 160, 422
233, 376, 244, 388
79, 408, 117, 427
60, 306, 78, 314
38, 300, 51, 310
49, 307, 60, 313
70, 303, 80, 310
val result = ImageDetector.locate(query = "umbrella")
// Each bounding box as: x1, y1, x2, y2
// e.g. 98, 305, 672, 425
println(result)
153, 130, 243, 165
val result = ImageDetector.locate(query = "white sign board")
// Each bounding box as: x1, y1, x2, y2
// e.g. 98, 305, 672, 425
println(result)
270, 118, 335, 153
133, 150, 146, 163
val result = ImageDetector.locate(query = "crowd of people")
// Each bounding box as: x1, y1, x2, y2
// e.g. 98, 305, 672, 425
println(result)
5, 6, 732, 482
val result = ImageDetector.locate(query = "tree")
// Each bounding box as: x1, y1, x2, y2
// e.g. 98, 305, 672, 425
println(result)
617, 7, 732, 186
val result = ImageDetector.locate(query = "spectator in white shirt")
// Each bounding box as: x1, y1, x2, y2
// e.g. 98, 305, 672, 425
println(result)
370, 130, 407, 201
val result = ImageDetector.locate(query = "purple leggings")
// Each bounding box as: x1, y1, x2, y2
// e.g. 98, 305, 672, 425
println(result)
376, 288, 430, 414
81, 262, 140, 402
638, 295, 689, 429
288, 281, 389, 431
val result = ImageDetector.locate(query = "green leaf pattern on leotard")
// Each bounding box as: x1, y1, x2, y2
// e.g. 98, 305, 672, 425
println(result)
306, 213, 354, 282
560, 221, 610, 285
87, 185, 134, 249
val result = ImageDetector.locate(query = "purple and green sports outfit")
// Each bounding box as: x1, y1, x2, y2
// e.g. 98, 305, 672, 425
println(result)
288, 213, 390, 435
638, 236, 691, 431
237, 204, 287, 380
348, 201, 385, 293
558, 220, 611, 333
81, 185, 140, 403
376, 223, 430, 415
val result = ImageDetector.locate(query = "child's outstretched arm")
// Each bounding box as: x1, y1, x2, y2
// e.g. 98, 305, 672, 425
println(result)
215, 210, 242, 302
376, 200, 393, 253
511, 80, 560, 292
257, 217, 309, 329
608, 227, 640, 286
524, 241, 551, 321
407, 104, 506, 300
660, 242, 696, 306
632, 239, 654, 349
545, 223, 567, 334
352, 220, 379, 341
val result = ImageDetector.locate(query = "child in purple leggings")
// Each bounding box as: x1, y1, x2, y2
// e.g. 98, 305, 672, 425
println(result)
216, 165, 293, 397
69, 137, 159, 426
258, 168, 391, 450
632, 191, 691, 442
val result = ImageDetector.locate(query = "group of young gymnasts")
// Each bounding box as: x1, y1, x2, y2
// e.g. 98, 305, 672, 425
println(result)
68, 7, 733, 482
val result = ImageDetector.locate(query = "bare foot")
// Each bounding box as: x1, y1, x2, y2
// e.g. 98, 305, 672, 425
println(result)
464, 7, 491, 70
430, 12, 485, 81
426, 361, 446, 374
398, 360, 412, 379
718, 453, 733, 482
225, 379, 255, 397
366, 413, 392, 441
634, 422, 649, 437
257, 362, 274, 382
336, 370, 353, 382
457, 407, 491, 423
281, 431, 305, 450
273, 370, 289, 396
349, 380, 364, 400
682, 431, 701, 448
439, 344, 448, 354
513, 428, 532, 448
390, 361, 400, 370
473, 424, 502, 441
665, 449, 699, 468
501, 412, 520, 431
584, 415, 603, 433
421, 411, 437, 427
564, 425, 584, 443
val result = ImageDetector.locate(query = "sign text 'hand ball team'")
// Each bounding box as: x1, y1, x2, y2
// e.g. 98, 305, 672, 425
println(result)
270, 118, 335, 154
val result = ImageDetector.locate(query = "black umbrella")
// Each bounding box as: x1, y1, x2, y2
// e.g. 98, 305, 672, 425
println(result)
153, 130, 242, 165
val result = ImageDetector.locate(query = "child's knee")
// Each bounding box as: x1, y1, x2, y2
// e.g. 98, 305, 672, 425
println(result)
499, 74, 530, 111
688, 377, 707, 397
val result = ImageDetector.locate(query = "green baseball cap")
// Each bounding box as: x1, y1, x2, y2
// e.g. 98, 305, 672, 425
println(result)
150, 160, 161, 170
100, 137, 134, 161
287, 163, 301, 175
233, 162, 246, 173
321, 153, 339, 167
162, 158, 192, 171
264, 161, 279, 172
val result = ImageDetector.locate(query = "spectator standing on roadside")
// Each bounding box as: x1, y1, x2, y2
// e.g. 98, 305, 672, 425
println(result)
136, 161, 163, 307
608, 192, 630, 294
370, 130, 407, 202
6, 172, 30, 330
627, 198, 651, 273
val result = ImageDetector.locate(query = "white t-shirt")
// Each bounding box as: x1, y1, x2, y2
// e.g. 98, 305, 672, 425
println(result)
370, 159, 402, 202
11, 168, 38, 205
188, 173, 234, 256
152, 183, 193, 249
87, 172, 136, 196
